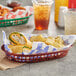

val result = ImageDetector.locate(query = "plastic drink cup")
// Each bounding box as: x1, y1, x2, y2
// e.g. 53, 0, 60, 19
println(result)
32, 0, 53, 30
64, 9, 76, 35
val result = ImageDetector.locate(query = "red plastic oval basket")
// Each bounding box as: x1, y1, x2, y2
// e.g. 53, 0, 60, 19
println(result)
1, 45, 70, 63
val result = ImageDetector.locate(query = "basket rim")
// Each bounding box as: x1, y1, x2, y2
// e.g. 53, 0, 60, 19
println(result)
0, 14, 32, 21
1, 45, 71, 57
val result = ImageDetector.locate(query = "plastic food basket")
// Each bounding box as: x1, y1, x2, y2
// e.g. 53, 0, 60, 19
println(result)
1, 45, 71, 63
0, 15, 32, 27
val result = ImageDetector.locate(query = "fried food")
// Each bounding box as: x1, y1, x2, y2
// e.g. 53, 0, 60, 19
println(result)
46, 36, 64, 48
12, 6, 26, 12
55, 36, 64, 44
8, 45, 31, 54
0, 7, 10, 16
30, 35, 64, 48
8, 32, 65, 54
1, 9, 9, 16
2, 8, 10, 12
9, 32, 32, 48
30, 35, 46, 42
45, 38, 64, 48
45, 38, 55, 45
9, 32, 32, 54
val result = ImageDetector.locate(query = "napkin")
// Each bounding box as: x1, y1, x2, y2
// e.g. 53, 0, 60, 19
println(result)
0, 50, 24, 70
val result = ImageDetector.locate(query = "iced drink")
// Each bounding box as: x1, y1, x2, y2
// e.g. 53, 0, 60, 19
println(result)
33, 0, 53, 30
64, 9, 76, 35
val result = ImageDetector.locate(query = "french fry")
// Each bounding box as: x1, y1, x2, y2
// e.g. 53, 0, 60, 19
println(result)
12, 7, 26, 12
0, 6, 10, 16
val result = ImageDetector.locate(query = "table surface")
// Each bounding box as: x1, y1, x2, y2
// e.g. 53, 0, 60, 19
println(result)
0, 0, 76, 76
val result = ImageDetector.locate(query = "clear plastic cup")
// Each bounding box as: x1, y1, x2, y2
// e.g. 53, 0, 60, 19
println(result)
64, 9, 76, 35
32, 0, 53, 30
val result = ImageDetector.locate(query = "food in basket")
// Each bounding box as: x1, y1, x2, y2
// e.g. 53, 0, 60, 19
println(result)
7, 2, 21, 8
9, 32, 32, 48
30, 35, 64, 48
0, 5, 33, 21
45, 37, 64, 48
8, 32, 66, 54
30, 35, 46, 42
9, 32, 65, 49
0, 6, 10, 16
3, 31, 76, 62
8, 45, 31, 54
12, 7, 26, 12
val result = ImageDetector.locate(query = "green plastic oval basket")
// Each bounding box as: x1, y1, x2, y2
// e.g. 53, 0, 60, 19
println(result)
0, 15, 32, 27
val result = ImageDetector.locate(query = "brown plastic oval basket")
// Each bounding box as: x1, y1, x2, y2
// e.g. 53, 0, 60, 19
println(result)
1, 45, 71, 63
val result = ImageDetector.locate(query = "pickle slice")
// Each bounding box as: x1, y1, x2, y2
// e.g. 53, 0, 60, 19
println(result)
9, 32, 32, 48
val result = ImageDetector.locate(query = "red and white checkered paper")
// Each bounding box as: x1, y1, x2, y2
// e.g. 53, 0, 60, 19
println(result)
0, 5, 33, 20
0, 16, 4, 20
4, 6, 33, 19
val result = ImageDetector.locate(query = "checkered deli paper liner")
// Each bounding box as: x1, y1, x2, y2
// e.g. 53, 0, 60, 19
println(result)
0, 4, 33, 20
0, 4, 12, 20
4, 6, 33, 19
2, 31, 76, 55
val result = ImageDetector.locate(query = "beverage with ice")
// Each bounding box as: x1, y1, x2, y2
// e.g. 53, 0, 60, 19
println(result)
64, 9, 76, 35
33, 0, 53, 30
